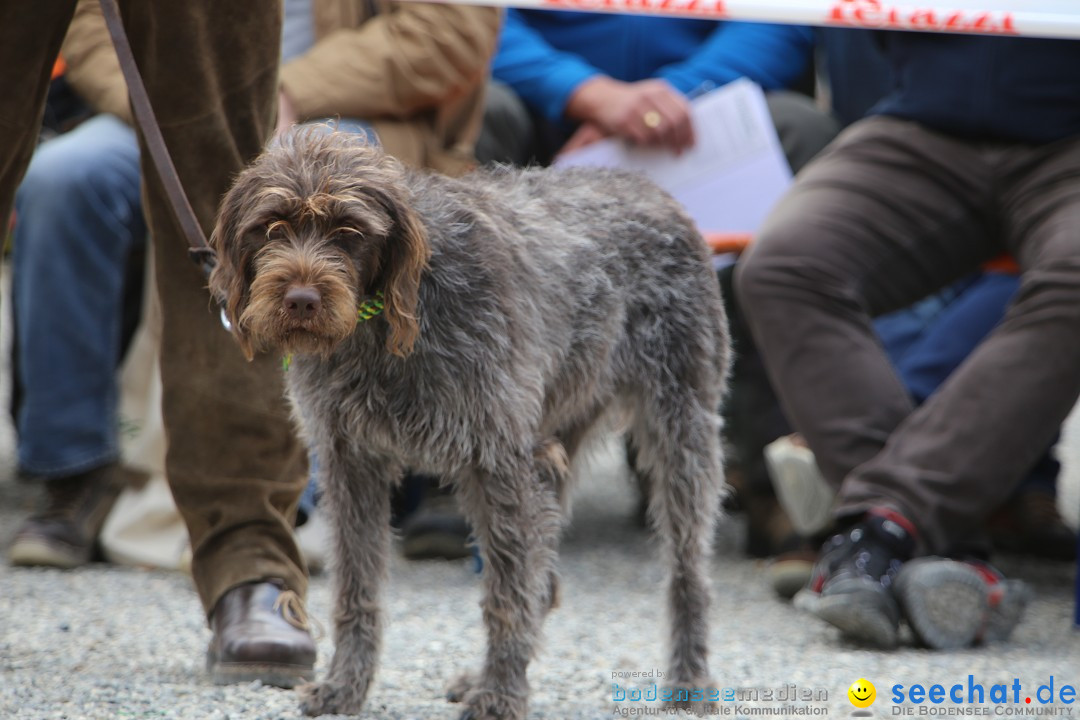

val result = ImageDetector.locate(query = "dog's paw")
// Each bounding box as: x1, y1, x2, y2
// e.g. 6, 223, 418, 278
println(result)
446, 671, 478, 703
298, 680, 366, 717
457, 686, 527, 720
662, 678, 719, 717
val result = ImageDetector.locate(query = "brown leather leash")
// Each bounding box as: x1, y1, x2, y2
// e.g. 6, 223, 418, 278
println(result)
98, 0, 218, 277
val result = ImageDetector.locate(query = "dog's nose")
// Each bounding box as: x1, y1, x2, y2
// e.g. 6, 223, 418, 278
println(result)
283, 286, 322, 320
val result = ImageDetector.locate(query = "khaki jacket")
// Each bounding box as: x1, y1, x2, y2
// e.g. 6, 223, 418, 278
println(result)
61, 0, 500, 175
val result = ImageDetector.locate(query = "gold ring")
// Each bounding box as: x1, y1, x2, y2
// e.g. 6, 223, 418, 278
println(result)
642, 110, 662, 129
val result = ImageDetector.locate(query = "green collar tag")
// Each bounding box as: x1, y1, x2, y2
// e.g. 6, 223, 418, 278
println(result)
282, 291, 385, 371
356, 291, 385, 322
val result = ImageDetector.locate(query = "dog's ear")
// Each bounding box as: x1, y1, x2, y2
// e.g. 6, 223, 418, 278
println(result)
209, 180, 258, 361
377, 183, 431, 358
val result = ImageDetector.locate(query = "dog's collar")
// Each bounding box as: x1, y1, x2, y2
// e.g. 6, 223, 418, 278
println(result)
282, 291, 386, 371
356, 291, 385, 322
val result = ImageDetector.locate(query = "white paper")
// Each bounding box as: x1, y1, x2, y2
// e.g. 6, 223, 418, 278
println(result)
554, 78, 793, 234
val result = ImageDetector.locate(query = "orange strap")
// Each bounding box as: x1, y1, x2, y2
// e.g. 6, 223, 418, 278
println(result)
703, 232, 753, 255
982, 254, 1020, 274
703, 234, 1020, 276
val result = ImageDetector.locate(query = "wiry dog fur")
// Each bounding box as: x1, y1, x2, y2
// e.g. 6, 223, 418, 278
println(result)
209, 128, 730, 719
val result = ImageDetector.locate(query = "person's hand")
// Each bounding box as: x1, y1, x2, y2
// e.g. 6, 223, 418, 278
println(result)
275, 89, 298, 138
565, 76, 694, 154
557, 122, 608, 156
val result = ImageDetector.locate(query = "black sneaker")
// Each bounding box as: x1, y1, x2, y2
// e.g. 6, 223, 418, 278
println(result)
793, 508, 916, 648
9, 464, 125, 568
894, 557, 1031, 649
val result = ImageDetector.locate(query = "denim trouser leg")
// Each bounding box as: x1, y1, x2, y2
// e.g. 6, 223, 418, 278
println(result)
873, 281, 968, 374
891, 272, 1019, 405
293, 117, 376, 143
12, 114, 145, 478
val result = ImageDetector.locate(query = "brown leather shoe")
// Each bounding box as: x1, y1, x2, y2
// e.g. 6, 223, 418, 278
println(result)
8, 464, 124, 568
207, 581, 316, 688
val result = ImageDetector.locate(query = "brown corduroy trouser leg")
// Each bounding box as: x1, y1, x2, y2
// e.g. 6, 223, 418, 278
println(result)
0, 1, 307, 617
735, 116, 1080, 556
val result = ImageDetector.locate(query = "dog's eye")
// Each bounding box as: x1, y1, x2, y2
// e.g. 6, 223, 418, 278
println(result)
265, 219, 290, 240
330, 227, 363, 243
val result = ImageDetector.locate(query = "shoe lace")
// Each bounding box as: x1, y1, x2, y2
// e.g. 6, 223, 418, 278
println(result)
273, 589, 325, 639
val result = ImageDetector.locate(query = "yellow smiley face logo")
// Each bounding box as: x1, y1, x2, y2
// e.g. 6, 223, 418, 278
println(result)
848, 679, 876, 708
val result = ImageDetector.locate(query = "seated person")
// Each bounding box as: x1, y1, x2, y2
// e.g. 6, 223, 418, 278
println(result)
479, 11, 837, 174
877, 266, 1074, 563
735, 30, 1080, 650
724, 28, 1072, 574
764, 267, 1075, 601
8, 73, 143, 570
720, 27, 894, 561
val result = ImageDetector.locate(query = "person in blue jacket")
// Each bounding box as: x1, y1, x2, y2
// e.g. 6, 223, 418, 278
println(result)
479, 11, 835, 169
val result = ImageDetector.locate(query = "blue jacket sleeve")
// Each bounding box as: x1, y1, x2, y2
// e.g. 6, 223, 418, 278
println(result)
657, 22, 814, 96
490, 9, 601, 123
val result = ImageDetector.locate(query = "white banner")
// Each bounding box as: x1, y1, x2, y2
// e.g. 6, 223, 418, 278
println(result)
411, 0, 1080, 40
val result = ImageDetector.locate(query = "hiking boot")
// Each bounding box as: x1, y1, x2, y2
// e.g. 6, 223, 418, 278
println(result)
894, 557, 1031, 649
400, 480, 472, 560
989, 489, 1076, 562
8, 464, 124, 568
793, 508, 916, 648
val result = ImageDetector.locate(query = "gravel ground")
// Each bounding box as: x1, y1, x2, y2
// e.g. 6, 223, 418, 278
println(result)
2, 262, 1078, 720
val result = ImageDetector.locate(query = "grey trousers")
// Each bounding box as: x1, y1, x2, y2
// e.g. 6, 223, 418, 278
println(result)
735, 115, 1080, 555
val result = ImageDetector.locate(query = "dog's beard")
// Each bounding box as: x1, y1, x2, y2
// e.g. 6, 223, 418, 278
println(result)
239, 248, 360, 357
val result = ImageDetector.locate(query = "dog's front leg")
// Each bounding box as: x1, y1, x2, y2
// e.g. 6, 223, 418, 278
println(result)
452, 461, 561, 720
299, 450, 397, 717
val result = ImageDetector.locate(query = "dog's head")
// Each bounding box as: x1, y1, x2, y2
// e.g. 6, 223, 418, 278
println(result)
209, 128, 430, 360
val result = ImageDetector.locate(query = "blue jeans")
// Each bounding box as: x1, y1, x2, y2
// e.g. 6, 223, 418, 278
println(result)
885, 272, 1019, 404
12, 114, 145, 478
874, 272, 1020, 403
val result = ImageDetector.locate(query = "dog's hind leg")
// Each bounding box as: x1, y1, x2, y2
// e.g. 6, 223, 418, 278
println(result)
532, 438, 569, 613
298, 449, 398, 717
629, 390, 724, 711
450, 450, 563, 720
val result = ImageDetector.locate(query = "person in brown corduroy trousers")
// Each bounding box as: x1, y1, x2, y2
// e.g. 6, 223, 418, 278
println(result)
0, 1, 315, 687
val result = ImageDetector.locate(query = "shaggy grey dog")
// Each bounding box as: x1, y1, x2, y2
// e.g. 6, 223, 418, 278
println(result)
209, 129, 730, 719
